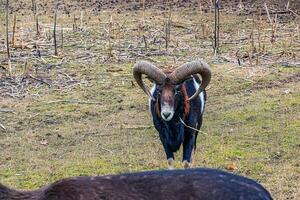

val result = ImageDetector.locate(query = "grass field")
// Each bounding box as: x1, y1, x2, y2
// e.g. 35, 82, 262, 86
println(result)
0, 5, 300, 199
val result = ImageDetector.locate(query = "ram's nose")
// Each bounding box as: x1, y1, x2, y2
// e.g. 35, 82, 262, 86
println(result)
161, 104, 174, 121
162, 112, 171, 119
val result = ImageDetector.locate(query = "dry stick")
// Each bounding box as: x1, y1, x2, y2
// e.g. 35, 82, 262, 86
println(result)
165, 6, 172, 50
110, 14, 115, 36
11, 14, 16, 48
217, 0, 220, 53
115, 21, 120, 58
53, 0, 58, 56
248, 22, 254, 67
251, 13, 255, 54
35, 2, 39, 36
61, 24, 64, 52
36, 15, 39, 36
214, 0, 217, 53
5, 0, 11, 76
31, 0, 36, 20
179, 118, 207, 135
271, 13, 278, 43
235, 50, 242, 66
258, 8, 262, 52
263, 2, 272, 24
21, 58, 29, 83
198, 0, 202, 14
196, 0, 202, 40
213, 0, 220, 55
35, 39, 41, 57
73, 13, 77, 31
47, 99, 102, 105
80, 11, 83, 29
22, 58, 28, 78
143, 34, 147, 50
0, 108, 14, 113
238, 0, 243, 10
256, 8, 261, 66
285, 0, 290, 10
164, 19, 168, 50
142, 0, 145, 26
28, 74, 51, 87
248, 51, 253, 67
0, 123, 6, 130
20, 25, 24, 49
108, 15, 113, 58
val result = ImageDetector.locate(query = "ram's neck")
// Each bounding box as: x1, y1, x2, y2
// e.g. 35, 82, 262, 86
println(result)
0, 184, 37, 200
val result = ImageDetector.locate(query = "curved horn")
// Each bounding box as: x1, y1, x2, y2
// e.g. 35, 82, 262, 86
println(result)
170, 60, 211, 100
133, 61, 166, 100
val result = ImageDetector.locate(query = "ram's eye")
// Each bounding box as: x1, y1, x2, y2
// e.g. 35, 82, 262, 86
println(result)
156, 88, 162, 95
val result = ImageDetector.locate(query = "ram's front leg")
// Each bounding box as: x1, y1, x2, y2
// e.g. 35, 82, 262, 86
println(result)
160, 137, 175, 169
161, 142, 175, 170
182, 132, 195, 169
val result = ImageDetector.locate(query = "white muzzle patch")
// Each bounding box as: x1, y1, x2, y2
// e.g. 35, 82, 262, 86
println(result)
161, 103, 174, 121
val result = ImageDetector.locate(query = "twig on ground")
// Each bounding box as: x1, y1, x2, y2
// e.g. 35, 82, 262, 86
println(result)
0, 109, 14, 113
47, 99, 103, 105
96, 144, 113, 154
0, 123, 6, 130
27, 74, 51, 87
123, 125, 153, 129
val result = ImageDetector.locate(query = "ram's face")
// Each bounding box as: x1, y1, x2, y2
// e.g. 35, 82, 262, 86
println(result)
158, 81, 181, 121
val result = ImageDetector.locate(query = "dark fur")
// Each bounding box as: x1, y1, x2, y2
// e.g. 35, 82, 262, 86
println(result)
151, 76, 205, 162
0, 168, 272, 200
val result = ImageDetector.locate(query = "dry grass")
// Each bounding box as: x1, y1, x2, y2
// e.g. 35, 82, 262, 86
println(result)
0, 4, 299, 199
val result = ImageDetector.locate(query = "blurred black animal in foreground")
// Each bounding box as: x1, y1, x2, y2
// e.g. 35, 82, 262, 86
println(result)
0, 168, 272, 200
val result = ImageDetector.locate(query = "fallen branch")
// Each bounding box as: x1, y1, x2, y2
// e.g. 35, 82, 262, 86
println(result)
123, 125, 153, 129
246, 10, 298, 17
96, 144, 113, 154
106, 68, 123, 72
0, 108, 14, 113
27, 75, 51, 87
47, 99, 103, 105
280, 61, 300, 68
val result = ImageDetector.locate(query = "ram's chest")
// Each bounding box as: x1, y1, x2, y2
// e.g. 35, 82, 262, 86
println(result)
160, 121, 185, 149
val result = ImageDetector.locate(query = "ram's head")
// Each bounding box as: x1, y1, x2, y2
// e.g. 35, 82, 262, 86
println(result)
133, 60, 211, 121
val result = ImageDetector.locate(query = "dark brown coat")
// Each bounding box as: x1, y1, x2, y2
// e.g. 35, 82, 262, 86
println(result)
0, 168, 272, 200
